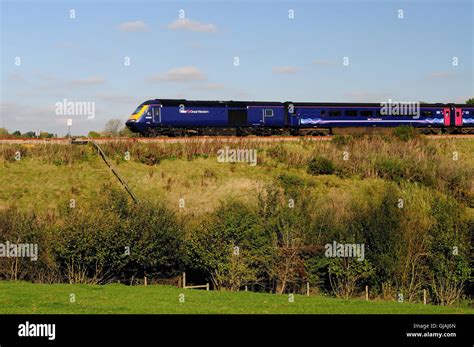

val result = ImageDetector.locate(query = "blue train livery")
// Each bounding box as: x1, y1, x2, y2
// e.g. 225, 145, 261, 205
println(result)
126, 99, 473, 136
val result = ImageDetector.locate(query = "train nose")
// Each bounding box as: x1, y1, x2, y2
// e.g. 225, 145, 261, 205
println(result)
126, 119, 140, 133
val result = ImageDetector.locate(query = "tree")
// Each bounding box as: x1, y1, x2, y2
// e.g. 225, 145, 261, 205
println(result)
39, 132, 54, 138
88, 131, 101, 138
103, 119, 123, 137
187, 200, 268, 291
465, 98, 474, 105
0, 128, 8, 137
258, 187, 312, 294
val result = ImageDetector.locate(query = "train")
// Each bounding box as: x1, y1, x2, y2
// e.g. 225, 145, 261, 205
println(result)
125, 99, 474, 136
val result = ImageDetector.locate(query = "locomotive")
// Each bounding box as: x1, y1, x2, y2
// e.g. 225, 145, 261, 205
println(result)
125, 99, 474, 136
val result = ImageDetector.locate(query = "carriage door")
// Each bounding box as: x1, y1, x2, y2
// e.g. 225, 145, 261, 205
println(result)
443, 107, 450, 126
448, 105, 462, 127
454, 107, 462, 126
262, 108, 274, 126
152, 106, 161, 123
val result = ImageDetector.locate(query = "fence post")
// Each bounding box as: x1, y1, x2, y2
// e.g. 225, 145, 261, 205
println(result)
306, 282, 310, 296
365, 285, 369, 301
144, 276, 147, 287
183, 272, 186, 288
245, 286, 248, 292
206, 283, 209, 291
423, 289, 427, 305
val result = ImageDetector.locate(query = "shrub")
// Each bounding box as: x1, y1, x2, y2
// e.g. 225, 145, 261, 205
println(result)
332, 135, 352, 147
307, 156, 334, 175
88, 131, 101, 138
278, 173, 305, 190
54, 190, 184, 284
187, 200, 270, 290
393, 126, 419, 141
374, 158, 407, 182
427, 196, 471, 305
266, 144, 288, 163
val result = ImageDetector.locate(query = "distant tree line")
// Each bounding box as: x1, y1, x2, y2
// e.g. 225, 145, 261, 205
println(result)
0, 118, 134, 139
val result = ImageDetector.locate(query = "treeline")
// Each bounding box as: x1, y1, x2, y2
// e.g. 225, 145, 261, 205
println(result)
0, 128, 56, 139
1, 182, 471, 306
0, 118, 134, 139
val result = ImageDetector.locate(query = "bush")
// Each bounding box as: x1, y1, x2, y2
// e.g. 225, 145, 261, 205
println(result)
278, 173, 305, 190
54, 190, 184, 284
307, 156, 334, 175
427, 196, 471, 305
0, 207, 58, 282
187, 200, 270, 290
393, 126, 418, 141
88, 131, 101, 138
374, 158, 407, 182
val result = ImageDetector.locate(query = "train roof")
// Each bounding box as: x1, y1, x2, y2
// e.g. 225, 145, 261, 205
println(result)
140, 99, 472, 108
141, 99, 282, 107
285, 102, 450, 107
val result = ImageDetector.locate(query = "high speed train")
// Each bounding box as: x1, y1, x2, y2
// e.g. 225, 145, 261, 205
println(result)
126, 99, 474, 136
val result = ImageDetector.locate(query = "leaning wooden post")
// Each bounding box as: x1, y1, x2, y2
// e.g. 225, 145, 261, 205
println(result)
183, 272, 186, 288
423, 289, 427, 305
306, 282, 310, 296
206, 283, 209, 291
144, 276, 147, 287
365, 285, 369, 301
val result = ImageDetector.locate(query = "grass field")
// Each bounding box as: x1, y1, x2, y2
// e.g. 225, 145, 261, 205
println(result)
0, 281, 472, 314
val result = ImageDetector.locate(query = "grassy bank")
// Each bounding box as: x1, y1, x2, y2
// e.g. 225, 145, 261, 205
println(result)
0, 281, 471, 314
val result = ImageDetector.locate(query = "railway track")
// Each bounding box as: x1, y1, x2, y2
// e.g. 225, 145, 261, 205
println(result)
0, 134, 473, 145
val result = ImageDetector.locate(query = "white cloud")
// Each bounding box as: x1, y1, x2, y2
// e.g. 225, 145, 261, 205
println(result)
149, 66, 206, 82
118, 21, 149, 32
272, 66, 298, 74
167, 19, 217, 33
69, 77, 106, 86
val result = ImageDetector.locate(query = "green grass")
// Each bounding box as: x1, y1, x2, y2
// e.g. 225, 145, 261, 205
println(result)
0, 148, 388, 215
1, 138, 472, 216
0, 281, 471, 314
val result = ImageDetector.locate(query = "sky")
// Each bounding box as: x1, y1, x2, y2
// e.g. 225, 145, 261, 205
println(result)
1, 0, 473, 135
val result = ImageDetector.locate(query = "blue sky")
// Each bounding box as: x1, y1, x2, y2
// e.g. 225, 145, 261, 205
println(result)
1, 0, 473, 135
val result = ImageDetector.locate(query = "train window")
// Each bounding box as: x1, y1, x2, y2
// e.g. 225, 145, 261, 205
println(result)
264, 109, 274, 117
329, 110, 342, 117
421, 110, 433, 117
320, 110, 326, 116
361, 110, 373, 117
132, 106, 143, 114
345, 110, 358, 117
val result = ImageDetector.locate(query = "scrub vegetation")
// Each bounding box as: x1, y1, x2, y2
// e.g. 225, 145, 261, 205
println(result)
0, 134, 472, 313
